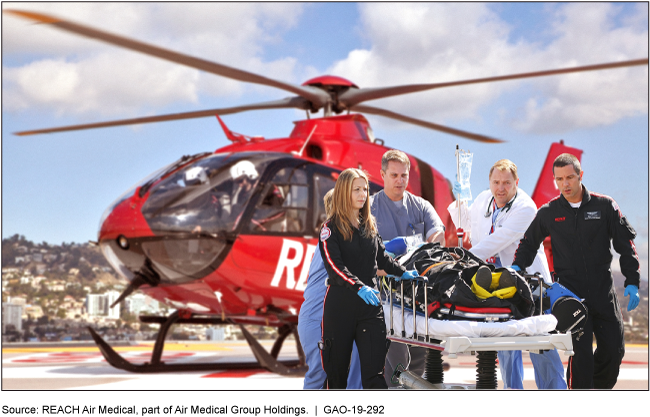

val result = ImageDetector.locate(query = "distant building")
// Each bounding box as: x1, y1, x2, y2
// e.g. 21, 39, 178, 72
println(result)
45, 280, 65, 292
19, 276, 33, 285
106, 291, 120, 319
127, 293, 161, 315
32, 276, 46, 289
34, 263, 47, 275
8, 297, 26, 306
2, 302, 23, 332
86, 294, 105, 317
206, 326, 226, 341
23, 305, 44, 320
86, 291, 120, 319
43, 253, 58, 263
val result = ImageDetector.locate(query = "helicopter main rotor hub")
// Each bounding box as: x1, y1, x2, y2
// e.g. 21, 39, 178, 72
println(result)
302, 75, 359, 115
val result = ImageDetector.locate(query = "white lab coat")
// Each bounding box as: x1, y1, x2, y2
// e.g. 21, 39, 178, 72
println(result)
447, 188, 552, 284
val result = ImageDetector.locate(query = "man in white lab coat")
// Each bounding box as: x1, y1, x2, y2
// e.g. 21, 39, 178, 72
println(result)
448, 159, 566, 390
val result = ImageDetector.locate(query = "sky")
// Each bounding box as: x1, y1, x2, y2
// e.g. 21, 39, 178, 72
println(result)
2, 2, 648, 277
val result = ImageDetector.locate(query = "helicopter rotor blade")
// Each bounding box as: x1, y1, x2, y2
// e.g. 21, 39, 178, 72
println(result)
6, 9, 330, 109
340, 58, 649, 107
13, 97, 310, 136
352, 104, 503, 143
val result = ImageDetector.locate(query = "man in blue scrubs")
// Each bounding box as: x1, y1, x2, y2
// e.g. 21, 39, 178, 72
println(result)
370, 150, 446, 387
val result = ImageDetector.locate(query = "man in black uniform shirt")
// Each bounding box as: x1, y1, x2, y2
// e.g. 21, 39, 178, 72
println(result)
512, 153, 640, 389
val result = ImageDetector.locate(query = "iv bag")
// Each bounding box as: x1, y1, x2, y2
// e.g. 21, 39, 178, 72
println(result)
457, 152, 473, 201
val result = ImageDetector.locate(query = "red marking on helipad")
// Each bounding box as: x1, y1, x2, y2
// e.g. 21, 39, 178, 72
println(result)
11, 351, 198, 364
202, 369, 268, 378
621, 360, 647, 365
13, 352, 102, 363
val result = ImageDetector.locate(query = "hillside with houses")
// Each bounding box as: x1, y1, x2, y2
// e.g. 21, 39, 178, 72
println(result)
1, 234, 172, 342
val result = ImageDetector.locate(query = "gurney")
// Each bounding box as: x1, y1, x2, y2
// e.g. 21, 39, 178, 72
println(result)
382, 278, 574, 390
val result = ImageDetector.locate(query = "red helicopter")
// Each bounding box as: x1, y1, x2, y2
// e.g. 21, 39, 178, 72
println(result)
7, 10, 647, 374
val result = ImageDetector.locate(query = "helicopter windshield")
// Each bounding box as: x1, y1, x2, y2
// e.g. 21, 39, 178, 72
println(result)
141, 153, 269, 236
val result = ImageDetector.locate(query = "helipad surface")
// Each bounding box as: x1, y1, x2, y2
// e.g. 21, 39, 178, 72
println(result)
2, 340, 647, 390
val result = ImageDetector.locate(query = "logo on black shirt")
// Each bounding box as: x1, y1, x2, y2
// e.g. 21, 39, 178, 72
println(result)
320, 225, 331, 241
555, 217, 566, 222
585, 211, 601, 220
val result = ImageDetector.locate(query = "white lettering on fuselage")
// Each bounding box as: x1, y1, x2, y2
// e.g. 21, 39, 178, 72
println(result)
270, 239, 316, 291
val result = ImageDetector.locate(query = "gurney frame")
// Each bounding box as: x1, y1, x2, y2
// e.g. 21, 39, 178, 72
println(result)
384, 277, 574, 390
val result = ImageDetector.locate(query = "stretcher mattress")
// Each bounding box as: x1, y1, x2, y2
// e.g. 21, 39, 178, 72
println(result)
383, 304, 557, 338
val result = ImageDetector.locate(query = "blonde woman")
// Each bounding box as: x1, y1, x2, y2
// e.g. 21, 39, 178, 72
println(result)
319, 168, 418, 389
298, 189, 363, 389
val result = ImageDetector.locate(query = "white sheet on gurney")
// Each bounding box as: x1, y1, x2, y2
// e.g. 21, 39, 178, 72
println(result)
383, 304, 557, 338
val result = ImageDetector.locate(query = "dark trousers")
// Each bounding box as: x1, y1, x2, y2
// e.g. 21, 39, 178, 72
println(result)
321, 285, 388, 389
567, 291, 625, 389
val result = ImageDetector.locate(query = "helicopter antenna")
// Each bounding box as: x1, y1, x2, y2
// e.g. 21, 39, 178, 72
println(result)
293, 125, 318, 157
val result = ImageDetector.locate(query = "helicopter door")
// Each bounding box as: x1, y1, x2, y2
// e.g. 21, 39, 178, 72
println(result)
230, 164, 311, 278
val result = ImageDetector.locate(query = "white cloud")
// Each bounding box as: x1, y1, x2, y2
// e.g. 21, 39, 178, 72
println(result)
329, 3, 523, 123
328, 3, 648, 133
2, 2, 305, 118
513, 3, 649, 132
3, 52, 200, 116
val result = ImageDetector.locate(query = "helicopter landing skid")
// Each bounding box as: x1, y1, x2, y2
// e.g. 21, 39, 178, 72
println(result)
87, 311, 306, 374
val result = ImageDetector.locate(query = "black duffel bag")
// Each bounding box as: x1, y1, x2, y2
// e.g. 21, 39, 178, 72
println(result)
391, 245, 535, 320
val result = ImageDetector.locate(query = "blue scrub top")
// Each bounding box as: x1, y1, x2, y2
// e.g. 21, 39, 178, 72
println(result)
370, 190, 444, 241
300, 250, 328, 321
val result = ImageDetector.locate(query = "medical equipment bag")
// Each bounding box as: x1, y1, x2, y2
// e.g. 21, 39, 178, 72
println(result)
391, 243, 535, 321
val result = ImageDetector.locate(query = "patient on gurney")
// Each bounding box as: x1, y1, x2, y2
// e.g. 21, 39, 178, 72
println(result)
385, 242, 535, 321
383, 239, 575, 390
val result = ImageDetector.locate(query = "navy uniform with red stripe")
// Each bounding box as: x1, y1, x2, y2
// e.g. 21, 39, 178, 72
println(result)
319, 219, 406, 389
513, 186, 640, 389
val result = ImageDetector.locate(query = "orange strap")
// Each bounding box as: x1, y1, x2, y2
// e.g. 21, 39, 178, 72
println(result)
420, 261, 454, 276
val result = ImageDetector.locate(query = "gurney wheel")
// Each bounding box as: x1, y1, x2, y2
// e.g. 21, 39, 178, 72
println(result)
475, 351, 498, 390
423, 341, 444, 384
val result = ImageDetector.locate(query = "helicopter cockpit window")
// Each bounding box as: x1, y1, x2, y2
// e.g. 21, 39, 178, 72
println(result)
139, 154, 273, 283
248, 165, 308, 234
141, 154, 269, 236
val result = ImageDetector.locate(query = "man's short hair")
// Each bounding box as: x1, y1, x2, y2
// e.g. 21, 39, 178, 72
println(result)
553, 153, 582, 175
381, 150, 410, 172
489, 159, 518, 181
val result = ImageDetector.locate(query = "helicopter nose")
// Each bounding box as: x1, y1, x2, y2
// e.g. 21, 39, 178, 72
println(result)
98, 193, 153, 242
